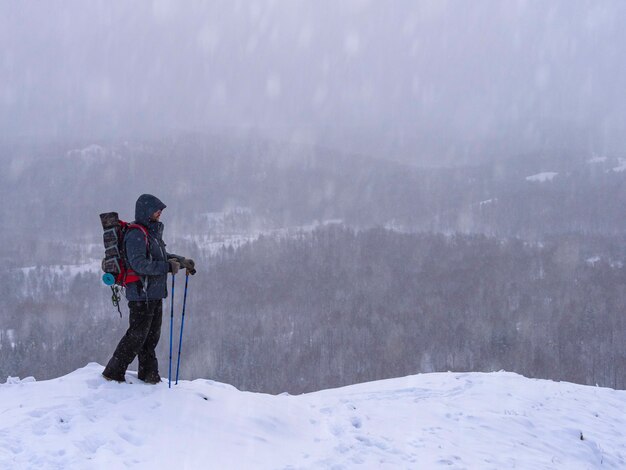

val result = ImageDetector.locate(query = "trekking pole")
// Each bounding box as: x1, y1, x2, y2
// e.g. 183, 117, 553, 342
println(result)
168, 273, 176, 389
175, 273, 190, 385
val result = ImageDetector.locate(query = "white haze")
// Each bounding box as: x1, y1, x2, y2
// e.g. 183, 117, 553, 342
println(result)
1, 0, 625, 164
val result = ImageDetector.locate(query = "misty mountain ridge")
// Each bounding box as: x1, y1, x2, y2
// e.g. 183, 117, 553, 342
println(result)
2, 135, 625, 242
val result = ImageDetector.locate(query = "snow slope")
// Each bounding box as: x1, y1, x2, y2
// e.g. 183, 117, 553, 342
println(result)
1, 364, 624, 469
525, 172, 558, 182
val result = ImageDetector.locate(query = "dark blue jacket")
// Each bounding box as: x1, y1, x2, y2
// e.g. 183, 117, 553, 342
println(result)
124, 194, 182, 301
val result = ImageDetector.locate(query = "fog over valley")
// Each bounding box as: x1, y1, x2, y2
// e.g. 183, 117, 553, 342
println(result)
1, 1, 625, 398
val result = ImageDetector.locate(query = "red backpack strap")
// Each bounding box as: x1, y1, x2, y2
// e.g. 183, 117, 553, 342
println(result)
119, 223, 150, 286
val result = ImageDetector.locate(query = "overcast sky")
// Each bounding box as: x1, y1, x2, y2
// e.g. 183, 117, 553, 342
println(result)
2, 0, 625, 164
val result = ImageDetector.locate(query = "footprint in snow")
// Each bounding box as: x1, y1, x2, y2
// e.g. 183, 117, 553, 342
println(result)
350, 416, 362, 429
56, 415, 71, 432
86, 378, 103, 389
27, 409, 47, 418
0, 432, 23, 455
74, 435, 107, 454
437, 456, 463, 466
355, 435, 389, 451
27, 405, 64, 418
116, 430, 143, 447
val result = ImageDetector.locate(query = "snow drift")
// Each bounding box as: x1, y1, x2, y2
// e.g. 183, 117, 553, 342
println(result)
1, 363, 625, 469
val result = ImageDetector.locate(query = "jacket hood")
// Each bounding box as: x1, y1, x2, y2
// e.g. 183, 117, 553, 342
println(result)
135, 194, 166, 226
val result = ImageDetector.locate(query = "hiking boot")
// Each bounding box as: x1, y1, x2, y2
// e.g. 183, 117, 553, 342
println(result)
102, 372, 125, 383
139, 372, 162, 384
103, 356, 127, 383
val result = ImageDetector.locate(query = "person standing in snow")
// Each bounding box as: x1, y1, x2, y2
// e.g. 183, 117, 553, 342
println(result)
103, 194, 195, 384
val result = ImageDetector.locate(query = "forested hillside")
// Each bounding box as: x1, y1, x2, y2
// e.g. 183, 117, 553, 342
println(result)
3, 226, 624, 393
2, 138, 626, 392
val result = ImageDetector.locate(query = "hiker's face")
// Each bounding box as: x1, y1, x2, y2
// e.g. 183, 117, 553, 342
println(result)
150, 209, 162, 221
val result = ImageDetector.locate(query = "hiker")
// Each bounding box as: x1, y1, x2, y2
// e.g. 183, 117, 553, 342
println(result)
102, 194, 195, 384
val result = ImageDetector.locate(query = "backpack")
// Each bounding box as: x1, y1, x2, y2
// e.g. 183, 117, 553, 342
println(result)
99, 212, 149, 314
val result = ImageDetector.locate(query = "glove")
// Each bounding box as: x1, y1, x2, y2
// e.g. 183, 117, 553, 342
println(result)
168, 259, 180, 275
180, 258, 196, 275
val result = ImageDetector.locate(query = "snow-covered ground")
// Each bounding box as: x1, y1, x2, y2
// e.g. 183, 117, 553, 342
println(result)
15, 219, 346, 276
525, 172, 558, 182
20, 260, 103, 277
177, 219, 344, 256
1, 364, 624, 469
612, 158, 626, 173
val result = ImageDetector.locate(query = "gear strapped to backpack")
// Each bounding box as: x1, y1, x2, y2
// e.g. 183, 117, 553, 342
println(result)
99, 212, 150, 315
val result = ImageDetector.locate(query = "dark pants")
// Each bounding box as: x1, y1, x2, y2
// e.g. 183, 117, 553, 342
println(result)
104, 300, 163, 380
